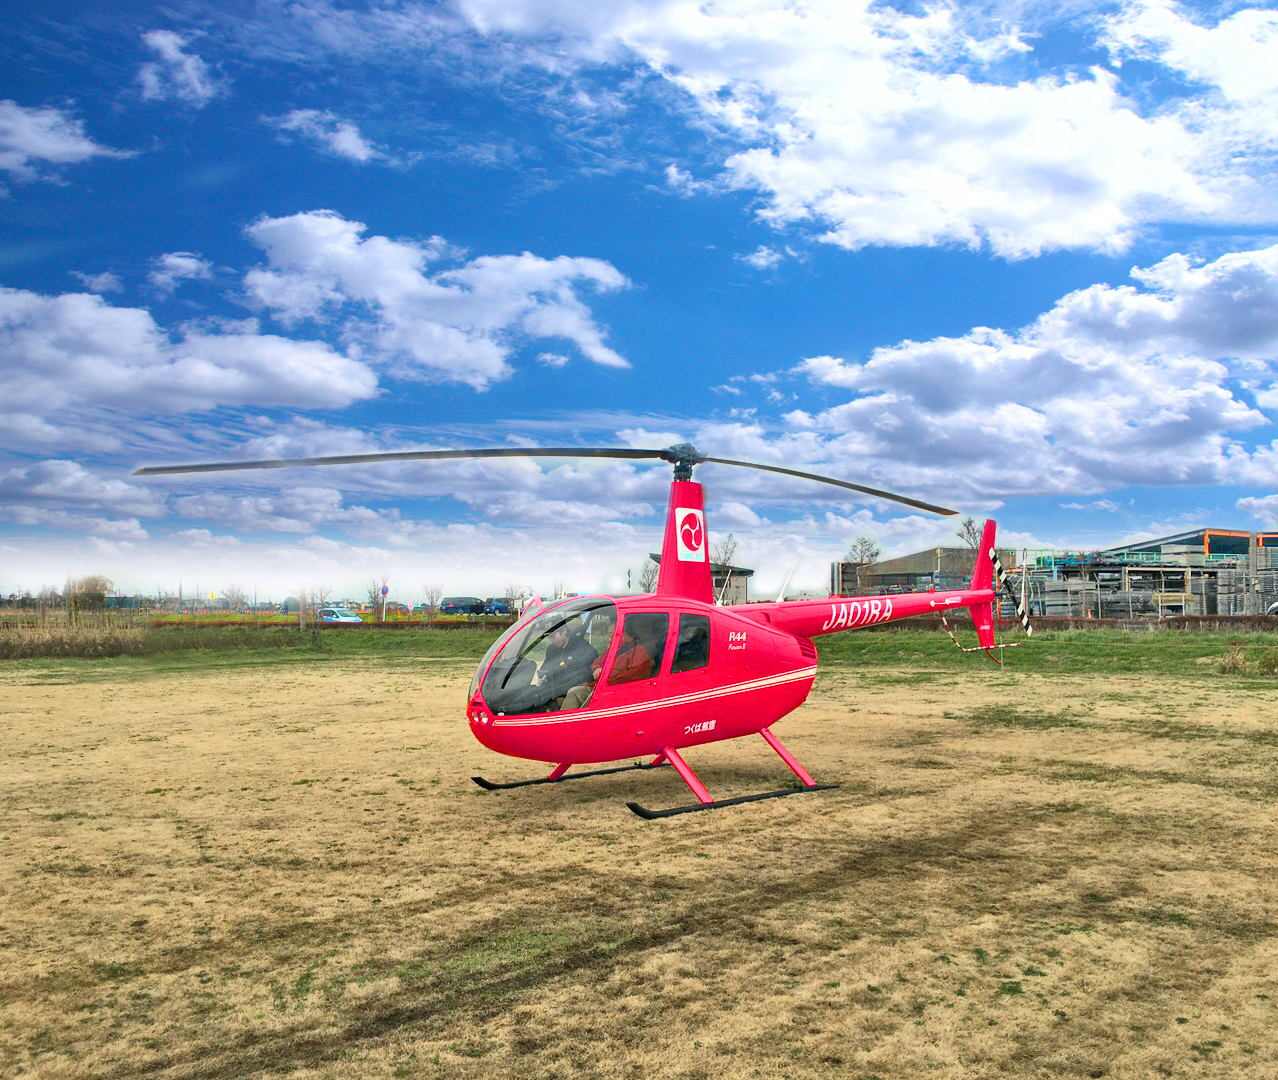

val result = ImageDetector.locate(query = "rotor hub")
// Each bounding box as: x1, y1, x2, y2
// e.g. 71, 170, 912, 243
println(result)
661, 443, 706, 481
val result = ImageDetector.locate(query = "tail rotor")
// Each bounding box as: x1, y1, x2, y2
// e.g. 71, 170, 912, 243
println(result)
941, 520, 1033, 663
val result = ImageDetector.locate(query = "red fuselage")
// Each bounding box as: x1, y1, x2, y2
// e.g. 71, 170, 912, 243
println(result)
467, 594, 817, 763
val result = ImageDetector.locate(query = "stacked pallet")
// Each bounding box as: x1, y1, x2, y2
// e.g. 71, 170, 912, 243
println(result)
1215, 567, 1250, 615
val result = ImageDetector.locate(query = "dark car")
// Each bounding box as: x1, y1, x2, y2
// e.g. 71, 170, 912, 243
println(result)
440, 596, 484, 615
484, 597, 512, 615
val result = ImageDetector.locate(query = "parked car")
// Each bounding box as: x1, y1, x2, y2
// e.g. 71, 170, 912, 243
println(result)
319, 607, 362, 624
485, 597, 512, 615
439, 596, 484, 615
1266, 601, 1278, 616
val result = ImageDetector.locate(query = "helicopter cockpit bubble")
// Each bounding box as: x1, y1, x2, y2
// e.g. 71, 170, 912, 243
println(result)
472, 597, 618, 715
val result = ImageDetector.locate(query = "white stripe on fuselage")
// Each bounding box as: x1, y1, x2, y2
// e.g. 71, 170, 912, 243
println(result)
490, 666, 816, 727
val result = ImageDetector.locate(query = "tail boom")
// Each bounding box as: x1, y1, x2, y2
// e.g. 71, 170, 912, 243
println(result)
745, 585, 997, 640
735, 519, 1003, 645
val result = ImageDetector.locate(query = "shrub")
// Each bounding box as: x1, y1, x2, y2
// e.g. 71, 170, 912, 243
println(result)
0, 626, 148, 660
1218, 650, 1251, 675
1255, 648, 1278, 677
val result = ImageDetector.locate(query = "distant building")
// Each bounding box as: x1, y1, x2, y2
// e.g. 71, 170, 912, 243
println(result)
648, 554, 754, 604
839, 528, 1278, 617
832, 545, 1018, 595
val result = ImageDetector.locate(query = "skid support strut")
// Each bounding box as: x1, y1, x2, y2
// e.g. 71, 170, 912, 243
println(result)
472, 760, 667, 791
626, 728, 837, 819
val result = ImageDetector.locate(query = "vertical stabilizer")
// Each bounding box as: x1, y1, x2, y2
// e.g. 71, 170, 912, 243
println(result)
970, 519, 997, 649
656, 479, 713, 603
969, 519, 997, 592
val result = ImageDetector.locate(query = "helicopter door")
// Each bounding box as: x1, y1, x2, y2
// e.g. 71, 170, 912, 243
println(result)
670, 613, 710, 674
604, 612, 669, 687
664, 611, 716, 712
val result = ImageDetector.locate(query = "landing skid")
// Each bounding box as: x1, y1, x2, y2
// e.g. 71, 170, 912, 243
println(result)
622, 727, 836, 819
627, 783, 838, 819
474, 727, 837, 820
471, 761, 668, 791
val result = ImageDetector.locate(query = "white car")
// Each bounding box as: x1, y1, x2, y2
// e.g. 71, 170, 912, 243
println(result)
319, 607, 362, 624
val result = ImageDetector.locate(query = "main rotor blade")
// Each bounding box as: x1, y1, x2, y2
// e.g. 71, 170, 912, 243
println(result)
132, 447, 666, 476
703, 457, 958, 516
133, 443, 957, 516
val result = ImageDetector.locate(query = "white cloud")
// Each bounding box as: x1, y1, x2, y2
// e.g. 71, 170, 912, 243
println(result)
0, 287, 379, 441
242, 209, 631, 388
149, 252, 213, 293
170, 486, 379, 533
1, 508, 151, 541
138, 30, 223, 107
0, 460, 163, 541
790, 243, 1278, 501
738, 245, 788, 270
0, 459, 164, 517
0, 100, 130, 183
1103, 2, 1278, 104
1236, 495, 1278, 526
70, 271, 123, 293
448, 0, 1278, 257
1061, 499, 1121, 512
713, 500, 764, 528
268, 109, 389, 163
663, 163, 715, 195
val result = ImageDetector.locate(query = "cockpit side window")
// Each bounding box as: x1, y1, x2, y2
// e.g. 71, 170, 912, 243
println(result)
477, 598, 617, 714
670, 613, 711, 673
606, 612, 669, 685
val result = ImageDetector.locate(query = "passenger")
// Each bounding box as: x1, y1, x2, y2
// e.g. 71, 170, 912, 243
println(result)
608, 623, 653, 685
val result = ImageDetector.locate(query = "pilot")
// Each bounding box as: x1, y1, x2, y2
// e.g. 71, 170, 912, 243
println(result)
536, 622, 598, 708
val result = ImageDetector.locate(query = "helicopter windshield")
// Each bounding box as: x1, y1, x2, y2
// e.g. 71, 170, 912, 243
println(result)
473, 598, 618, 715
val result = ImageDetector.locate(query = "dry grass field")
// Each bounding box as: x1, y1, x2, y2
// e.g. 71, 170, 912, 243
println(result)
3, 647, 1277, 1079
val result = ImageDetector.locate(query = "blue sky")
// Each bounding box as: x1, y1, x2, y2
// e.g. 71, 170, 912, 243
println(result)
3, 0, 1278, 603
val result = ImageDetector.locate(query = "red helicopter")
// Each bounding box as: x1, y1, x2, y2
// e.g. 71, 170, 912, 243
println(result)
135, 442, 1030, 817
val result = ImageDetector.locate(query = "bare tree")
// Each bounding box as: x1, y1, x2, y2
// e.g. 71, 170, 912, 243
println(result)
957, 516, 984, 550
37, 586, 62, 617
422, 581, 443, 615
712, 532, 738, 567
503, 582, 522, 611
638, 558, 658, 593
367, 579, 387, 621
712, 533, 739, 604
552, 579, 565, 600
66, 574, 111, 615
846, 535, 880, 586
222, 583, 249, 612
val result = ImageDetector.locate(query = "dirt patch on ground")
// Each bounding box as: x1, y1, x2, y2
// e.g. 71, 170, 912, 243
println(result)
3, 660, 1277, 1078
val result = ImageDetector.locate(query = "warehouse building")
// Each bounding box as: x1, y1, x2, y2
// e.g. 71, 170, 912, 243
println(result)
835, 528, 1278, 618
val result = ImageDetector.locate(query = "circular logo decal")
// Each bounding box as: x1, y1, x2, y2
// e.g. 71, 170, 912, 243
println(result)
680, 512, 703, 552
